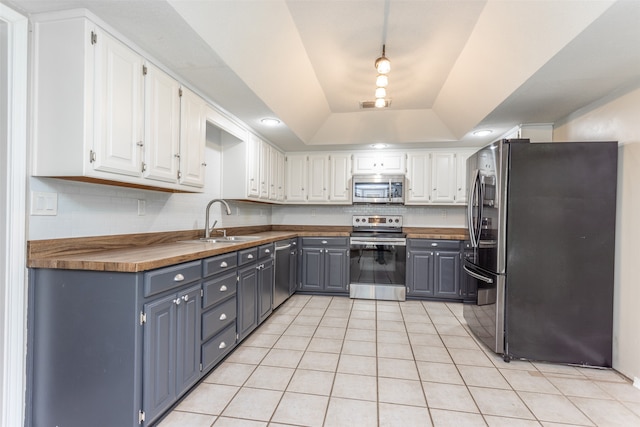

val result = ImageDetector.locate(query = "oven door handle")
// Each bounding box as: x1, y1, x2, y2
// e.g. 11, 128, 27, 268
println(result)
350, 239, 406, 246
463, 265, 493, 284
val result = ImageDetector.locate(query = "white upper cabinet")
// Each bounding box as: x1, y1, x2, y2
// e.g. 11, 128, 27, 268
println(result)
406, 149, 473, 205
353, 152, 405, 175
406, 152, 431, 204
31, 13, 206, 192
284, 152, 352, 204
92, 28, 144, 177
431, 152, 456, 203
285, 154, 307, 203
143, 62, 181, 183
328, 154, 351, 203
246, 133, 261, 198
275, 151, 285, 202
307, 155, 329, 203
178, 86, 207, 188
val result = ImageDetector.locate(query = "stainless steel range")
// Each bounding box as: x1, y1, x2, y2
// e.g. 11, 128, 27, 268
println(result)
349, 215, 407, 301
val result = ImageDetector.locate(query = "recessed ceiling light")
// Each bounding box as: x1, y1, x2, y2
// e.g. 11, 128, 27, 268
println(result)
473, 129, 493, 137
260, 118, 281, 126
371, 143, 388, 149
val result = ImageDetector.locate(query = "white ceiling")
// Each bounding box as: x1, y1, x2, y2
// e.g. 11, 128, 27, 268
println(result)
6, 0, 640, 152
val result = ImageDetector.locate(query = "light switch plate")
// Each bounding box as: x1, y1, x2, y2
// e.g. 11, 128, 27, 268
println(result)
31, 191, 58, 216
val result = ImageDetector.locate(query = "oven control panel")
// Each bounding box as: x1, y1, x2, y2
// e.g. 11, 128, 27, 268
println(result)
352, 215, 403, 229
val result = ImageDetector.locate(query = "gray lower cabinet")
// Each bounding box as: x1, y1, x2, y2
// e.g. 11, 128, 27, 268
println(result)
237, 244, 274, 341
407, 239, 462, 300
300, 237, 349, 293
143, 283, 201, 424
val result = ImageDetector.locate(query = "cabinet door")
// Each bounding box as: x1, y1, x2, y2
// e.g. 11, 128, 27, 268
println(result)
353, 153, 404, 174
93, 29, 144, 177
406, 250, 435, 297
434, 251, 460, 299
179, 86, 206, 188
308, 155, 329, 202
143, 294, 177, 423
285, 154, 307, 202
329, 154, 351, 203
431, 152, 456, 203
301, 247, 323, 291
175, 285, 202, 395
237, 264, 258, 340
143, 62, 180, 183
324, 248, 349, 293
406, 152, 431, 203
259, 139, 270, 199
455, 150, 473, 204
275, 150, 285, 202
258, 259, 274, 324
246, 134, 260, 197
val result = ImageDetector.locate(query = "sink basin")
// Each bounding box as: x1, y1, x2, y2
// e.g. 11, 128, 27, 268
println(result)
178, 235, 261, 244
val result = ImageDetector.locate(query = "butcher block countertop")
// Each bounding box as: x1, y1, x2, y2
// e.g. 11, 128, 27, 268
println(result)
27, 225, 467, 273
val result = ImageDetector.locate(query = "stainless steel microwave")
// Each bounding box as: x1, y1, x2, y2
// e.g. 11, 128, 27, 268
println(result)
352, 175, 405, 204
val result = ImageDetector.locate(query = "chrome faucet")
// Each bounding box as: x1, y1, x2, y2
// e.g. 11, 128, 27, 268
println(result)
204, 199, 232, 239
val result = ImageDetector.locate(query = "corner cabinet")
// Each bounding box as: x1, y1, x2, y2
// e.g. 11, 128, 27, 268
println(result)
31, 13, 207, 192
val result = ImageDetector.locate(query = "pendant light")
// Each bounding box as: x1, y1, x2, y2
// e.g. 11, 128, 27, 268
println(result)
374, 44, 390, 108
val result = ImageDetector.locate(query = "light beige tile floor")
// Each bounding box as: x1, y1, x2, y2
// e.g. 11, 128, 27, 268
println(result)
158, 295, 640, 427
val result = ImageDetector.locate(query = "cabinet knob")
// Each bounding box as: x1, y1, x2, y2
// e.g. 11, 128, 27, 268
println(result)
136, 141, 144, 147
265, 249, 271, 254
321, 240, 328, 244
220, 261, 228, 268
182, 295, 189, 302
174, 273, 185, 282
219, 342, 227, 349
219, 285, 228, 292
248, 254, 254, 259
431, 243, 438, 247
219, 313, 227, 321
174, 298, 181, 305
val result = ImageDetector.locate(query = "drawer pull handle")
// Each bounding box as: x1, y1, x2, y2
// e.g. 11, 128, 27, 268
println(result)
220, 285, 228, 292
219, 342, 227, 349
265, 249, 271, 254
220, 261, 228, 268
174, 273, 185, 281
247, 254, 254, 259
219, 313, 227, 320
322, 240, 328, 244
431, 243, 438, 247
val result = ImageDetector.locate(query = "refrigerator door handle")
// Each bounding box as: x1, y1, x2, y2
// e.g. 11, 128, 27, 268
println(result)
468, 169, 482, 247
463, 265, 493, 284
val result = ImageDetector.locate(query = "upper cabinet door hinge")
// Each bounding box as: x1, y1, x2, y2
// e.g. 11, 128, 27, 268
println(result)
179, 88, 183, 97
89, 150, 96, 163
142, 65, 147, 76
139, 311, 146, 325
138, 410, 145, 424
141, 162, 147, 173
90, 31, 97, 45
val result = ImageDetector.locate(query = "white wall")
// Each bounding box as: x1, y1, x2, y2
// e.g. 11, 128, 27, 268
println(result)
554, 80, 640, 383
28, 129, 271, 240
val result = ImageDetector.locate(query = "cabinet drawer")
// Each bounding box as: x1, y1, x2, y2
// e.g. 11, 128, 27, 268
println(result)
238, 248, 258, 266
408, 239, 461, 250
301, 237, 349, 247
144, 261, 201, 297
202, 272, 237, 309
203, 252, 237, 277
202, 297, 237, 341
258, 243, 274, 259
202, 324, 236, 372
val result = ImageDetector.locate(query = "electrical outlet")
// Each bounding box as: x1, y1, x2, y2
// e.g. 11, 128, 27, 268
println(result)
137, 199, 146, 216
31, 191, 58, 216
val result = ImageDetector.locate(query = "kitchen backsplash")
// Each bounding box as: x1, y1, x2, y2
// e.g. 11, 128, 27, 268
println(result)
271, 204, 465, 228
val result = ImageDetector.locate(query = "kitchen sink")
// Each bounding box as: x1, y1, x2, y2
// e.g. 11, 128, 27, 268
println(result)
178, 236, 261, 244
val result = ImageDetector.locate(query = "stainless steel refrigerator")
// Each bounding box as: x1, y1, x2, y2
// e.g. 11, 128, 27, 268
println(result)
463, 139, 617, 366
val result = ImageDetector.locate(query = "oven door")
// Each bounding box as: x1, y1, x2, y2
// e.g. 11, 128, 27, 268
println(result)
349, 237, 406, 300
